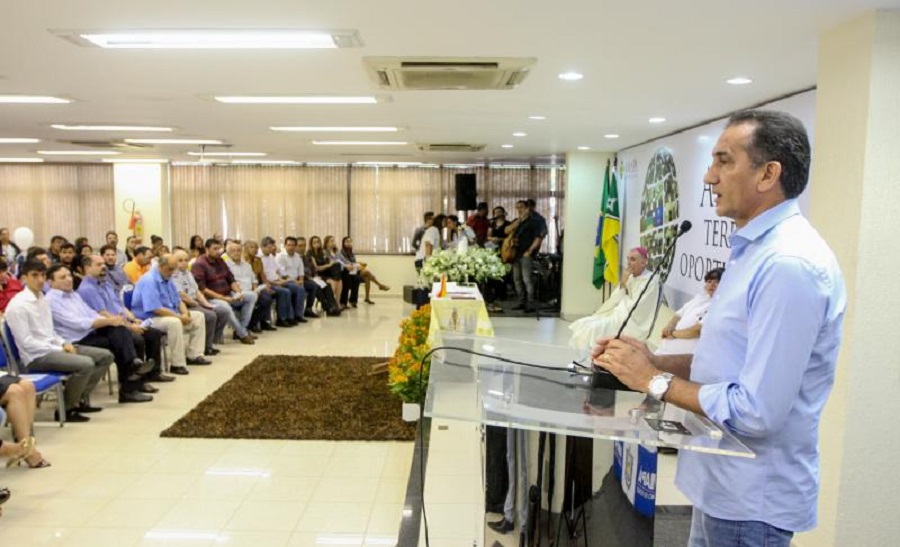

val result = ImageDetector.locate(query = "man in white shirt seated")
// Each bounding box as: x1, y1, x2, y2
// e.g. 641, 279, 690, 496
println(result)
4, 259, 114, 422
224, 241, 273, 333
260, 237, 297, 327
275, 236, 308, 324
569, 247, 661, 349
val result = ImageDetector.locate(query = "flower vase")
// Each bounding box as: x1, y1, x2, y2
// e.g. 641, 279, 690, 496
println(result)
402, 402, 421, 422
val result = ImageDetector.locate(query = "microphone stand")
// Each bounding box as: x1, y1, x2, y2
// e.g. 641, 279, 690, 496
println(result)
591, 227, 685, 391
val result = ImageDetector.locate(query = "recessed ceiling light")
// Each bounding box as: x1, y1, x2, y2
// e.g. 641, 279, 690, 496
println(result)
726, 77, 753, 85
187, 151, 267, 157
577, 146, 591, 151
512, 132, 527, 137
124, 138, 224, 145
604, 134, 620, 139
648, 117, 667, 124
528, 115, 546, 120
52, 124, 173, 131
0, 95, 71, 104
501, 144, 514, 149
311, 140, 408, 146
271, 126, 399, 132
231, 160, 300, 165
558, 72, 584, 81
101, 158, 169, 163
0, 157, 44, 163
215, 96, 378, 105
61, 29, 361, 49
37, 150, 120, 156
0, 138, 40, 143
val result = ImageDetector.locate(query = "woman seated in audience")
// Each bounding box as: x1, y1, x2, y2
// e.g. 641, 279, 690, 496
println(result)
0, 375, 50, 468
655, 267, 724, 355
151, 244, 170, 266
73, 236, 89, 250
124, 236, 138, 261
325, 235, 358, 308
188, 235, 205, 260
337, 237, 389, 305
308, 236, 343, 307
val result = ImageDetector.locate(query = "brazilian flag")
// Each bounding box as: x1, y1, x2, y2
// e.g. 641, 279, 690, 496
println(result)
592, 162, 620, 288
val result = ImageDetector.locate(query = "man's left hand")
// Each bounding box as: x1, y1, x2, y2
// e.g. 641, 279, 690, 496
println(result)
593, 338, 659, 393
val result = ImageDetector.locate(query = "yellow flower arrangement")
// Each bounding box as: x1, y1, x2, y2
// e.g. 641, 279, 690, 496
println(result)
387, 305, 432, 403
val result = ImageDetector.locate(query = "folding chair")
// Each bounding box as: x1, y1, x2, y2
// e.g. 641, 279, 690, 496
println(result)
0, 319, 67, 427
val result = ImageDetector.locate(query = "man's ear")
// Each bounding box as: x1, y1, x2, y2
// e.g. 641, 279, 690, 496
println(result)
757, 161, 783, 194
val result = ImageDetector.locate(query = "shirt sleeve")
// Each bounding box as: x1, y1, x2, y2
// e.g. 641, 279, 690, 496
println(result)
191, 261, 209, 291
49, 296, 97, 334
136, 279, 164, 314
699, 256, 829, 438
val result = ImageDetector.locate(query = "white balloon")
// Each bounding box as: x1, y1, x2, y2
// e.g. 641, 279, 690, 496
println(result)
13, 227, 34, 250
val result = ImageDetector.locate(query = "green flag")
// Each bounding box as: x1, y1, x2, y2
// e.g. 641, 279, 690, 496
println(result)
601, 165, 621, 286
592, 164, 610, 288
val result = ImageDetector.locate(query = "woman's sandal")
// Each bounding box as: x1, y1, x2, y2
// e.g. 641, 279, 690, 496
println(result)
4, 437, 35, 469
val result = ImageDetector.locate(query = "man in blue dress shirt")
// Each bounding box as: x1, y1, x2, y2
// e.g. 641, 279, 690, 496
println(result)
595, 110, 845, 546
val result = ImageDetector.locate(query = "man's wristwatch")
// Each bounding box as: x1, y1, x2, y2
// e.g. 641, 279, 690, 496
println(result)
648, 372, 674, 401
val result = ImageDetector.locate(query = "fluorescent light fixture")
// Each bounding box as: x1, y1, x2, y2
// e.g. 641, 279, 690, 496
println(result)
577, 146, 591, 151
355, 161, 422, 166
124, 138, 224, 145
0, 95, 71, 104
68, 29, 361, 49
271, 126, 399, 132
512, 132, 527, 137
186, 151, 266, 157
501, 144, 514, 149
0, 158, 44, 163
215, 95, 377, 104
604, 134, 620, 139
51, 124, 173, 131
648, 117, 667, 124
312, 140, 407, 146
726, 77, 753, 85
528, 115, 546, 120
558, 71, 584, 81
305, 162, 349, 167
37, 150, 120, 156
231, 160, 299, 165
204, 468, 272, 477
101, 158, 169, 163
0, 138, 40, 143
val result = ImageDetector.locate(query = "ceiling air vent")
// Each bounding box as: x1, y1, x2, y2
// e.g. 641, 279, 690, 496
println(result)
364, 57, 535, 90
417, 143, 486, 153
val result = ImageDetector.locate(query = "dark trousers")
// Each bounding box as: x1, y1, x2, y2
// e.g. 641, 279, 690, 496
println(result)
303, 280, 320, 311
131, 327, 163, 373
76, 325, 139, 390
317, 283, 339, 312
284, 281, 307, 319
340, 271, 360, 305
249, 289, 275, 329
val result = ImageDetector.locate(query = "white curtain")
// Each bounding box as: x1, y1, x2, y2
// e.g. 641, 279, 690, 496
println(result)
0, 164, 115, 248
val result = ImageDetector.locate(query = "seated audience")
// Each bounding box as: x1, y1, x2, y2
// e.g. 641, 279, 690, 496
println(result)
172, 250, 226, 357
188, 235, 205, 260
5, 259, 114, 422
275, 237, 309, 323
325, 235, 356, 308
48, 236, 66, 263
131, 254, 210, 375
243, 240, 278, 331
192, 239, 256, 345
99, 244, 129, 293
124, 236, 140, 261
0, 375, 49, 468
105, 231, 128, 267
46, 264, 154, 403
73, 237, 89, 250
260, 237, 297, 326
78, 255, 173, 385
0, 258, 24, 314
58, 243, 79, 288
0, 228, 21, 272
338, 237, 389, 305
123, 246, 152, 283
225, 241, 273, 333
656, 267, 724, 355
308, 236, 342, 308
569, 246, 661, 349
150, 235, 164, 256
298, 237, 340, 316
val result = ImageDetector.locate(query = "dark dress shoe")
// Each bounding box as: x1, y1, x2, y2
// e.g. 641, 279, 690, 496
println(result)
250, 325, 263, 334
170, 366, 190, 375
0, 487, 10, 505
304, 310, 320, 318
327, 308, 342, 317
138, 383, 159, 394
119, 391, 153, 403
261, 323, 277, 331
75, 403, 103, 413
275, 320, 291, 327
488, 518, 514, 534
296, 317, 308, 323
55, 410, 90, 422
131, 358, 156, 376
146, 372, 175, 382
204, 348, 221, 356
186, 356, 212, 365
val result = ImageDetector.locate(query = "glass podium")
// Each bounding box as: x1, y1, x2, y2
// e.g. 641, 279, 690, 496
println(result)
424, 333, 754, 458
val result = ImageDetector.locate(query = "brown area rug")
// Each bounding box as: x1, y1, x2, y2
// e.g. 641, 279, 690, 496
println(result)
161, 355, 416, 441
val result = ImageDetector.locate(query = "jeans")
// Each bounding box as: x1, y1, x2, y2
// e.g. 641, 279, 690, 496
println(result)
512, 255, 535, 305
284, 281, 307, 319
503, 428, 528, 527
269, 285, 293, 321
250, 289, 274, 329
689, 508, 793, 547
211, 297, 252, 338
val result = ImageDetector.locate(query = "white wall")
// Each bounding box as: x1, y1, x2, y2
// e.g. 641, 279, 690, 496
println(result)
113, 163, 169, 245
561, 151, 616, 319
356, 254, 419, 295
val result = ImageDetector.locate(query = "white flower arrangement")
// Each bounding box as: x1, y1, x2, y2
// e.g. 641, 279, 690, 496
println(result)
419, 247, 510, 285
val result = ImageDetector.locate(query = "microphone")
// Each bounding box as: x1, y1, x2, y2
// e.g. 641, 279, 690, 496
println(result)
592, 220, 692, 391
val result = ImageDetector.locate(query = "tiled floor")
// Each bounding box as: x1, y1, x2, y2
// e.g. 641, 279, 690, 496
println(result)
0, 297, 414, 546
1, 300, 688, 546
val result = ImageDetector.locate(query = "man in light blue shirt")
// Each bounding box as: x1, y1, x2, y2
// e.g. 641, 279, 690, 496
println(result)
595, 110, 845, 546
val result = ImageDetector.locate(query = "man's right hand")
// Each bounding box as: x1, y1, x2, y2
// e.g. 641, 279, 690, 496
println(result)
108, 316, 126, 327
63, 344, 76, 354
591, 336, 655, 368
179, 314, 192, 326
